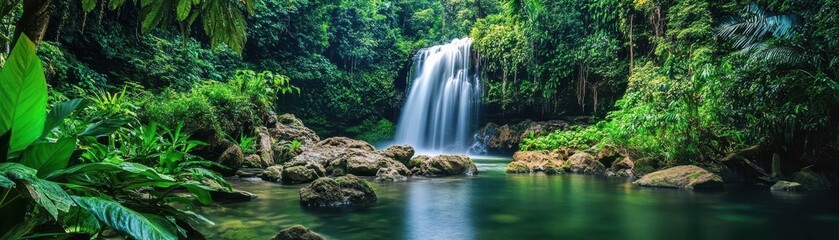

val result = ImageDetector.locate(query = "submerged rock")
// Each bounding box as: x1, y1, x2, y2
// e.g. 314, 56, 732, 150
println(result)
770, 181, 803, 192
299, 175, 377, 208
209, 190, 257, 204
261, 165, 284, 182
236, 167, 264, 178
563, 152, 605, 174
791, 166, 831, 191
375, 167, 407, 182
272, 225, 325, 240
633, 165, 723, 189
505, 151, 566, 174
417, 155, 478, 176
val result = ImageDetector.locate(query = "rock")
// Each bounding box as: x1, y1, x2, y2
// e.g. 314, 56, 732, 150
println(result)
407, 155, 430, 169
260, 166, 284, 182
217, 144, 245, 176
606, 156, 636, 178
236, 167, 264, 178
379, 145, 415, 164
375, 168, 407, 182
418, 155, 478, 176
315, 137, 375, 151
242, 154, 264, 168
269, 114, 320, 147
273, 141, 302, 165
347, 153, 410, 176
770, 181, 803, 192
299, 175, 377, 207
791, 166, 831, 191
255, 128, 276, 168
282, 164, 323, 184
632, 157, 660, 176
272, 225, 325, 240
633, 165, 724, 189
209, 190, 257, 204
563, 152, 605, 174
505, 161, 530, 173
506, 151, 566, 174
595, 145, 623, 166
474, 120, 571, 154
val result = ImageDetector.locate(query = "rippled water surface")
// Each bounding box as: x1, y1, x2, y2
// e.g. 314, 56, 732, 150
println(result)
198, 158, 839, 239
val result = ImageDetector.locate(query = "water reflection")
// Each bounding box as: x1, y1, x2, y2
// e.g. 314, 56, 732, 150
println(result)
405, 178, 475, 240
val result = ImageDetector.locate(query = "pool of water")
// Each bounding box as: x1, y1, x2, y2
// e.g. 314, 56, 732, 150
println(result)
197, 158, 839, 239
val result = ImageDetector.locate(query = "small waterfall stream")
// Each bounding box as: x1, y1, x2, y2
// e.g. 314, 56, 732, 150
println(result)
394, 38, 480, 154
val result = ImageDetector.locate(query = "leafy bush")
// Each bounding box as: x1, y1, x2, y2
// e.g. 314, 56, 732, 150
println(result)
347, 118, 397, 144
1, 35, 225, 239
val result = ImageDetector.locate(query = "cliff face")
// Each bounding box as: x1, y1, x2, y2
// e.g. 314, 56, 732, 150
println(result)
473, 120, 571, 155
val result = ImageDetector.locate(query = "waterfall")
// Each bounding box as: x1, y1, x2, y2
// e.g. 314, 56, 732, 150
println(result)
394, 38, 480, 154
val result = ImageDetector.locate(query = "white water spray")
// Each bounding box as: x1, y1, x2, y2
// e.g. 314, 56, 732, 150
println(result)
394, 38, 480, 154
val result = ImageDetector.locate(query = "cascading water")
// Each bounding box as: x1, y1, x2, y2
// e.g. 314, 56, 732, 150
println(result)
394, 38, 480, 154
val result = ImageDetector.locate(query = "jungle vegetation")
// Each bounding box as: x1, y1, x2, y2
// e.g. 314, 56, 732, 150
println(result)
0, 0, 837, 238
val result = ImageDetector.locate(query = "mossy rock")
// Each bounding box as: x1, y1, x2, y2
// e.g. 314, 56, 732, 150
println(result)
282, 166, 320, 184
272, 225, 324, 240
633, 165, 723, 189
791, 166, 831, 191
505, 161, 530, 174
299, 174, 377, 208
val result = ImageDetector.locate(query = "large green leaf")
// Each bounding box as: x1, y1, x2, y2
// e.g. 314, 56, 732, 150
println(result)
72, 196, 179, 240
0, 35, 47, 156
79, 117, 128, 137
19, 138, 76, 177
0, 163, 73, 220
42, 99, 87, 139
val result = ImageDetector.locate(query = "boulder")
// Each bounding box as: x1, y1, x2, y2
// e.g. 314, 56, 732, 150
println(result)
770, 181, 803, 192
563, 152, 605, 174
216, 144, 245, 176
273, 141, 302, 165
474, 120, 571, 154
407, 155, 430, 169
272, 225, 325, 240
209, 190, 257, 204
791, 166, 831, 191
255, 128, 276, 168
505, 161, 530, 173
595, 145, 623, 166
268, 114, 320, 147
282, 163, 324, 184
299, 175, 377, 207
315, 137, 375, 151
606, 156, 636, 178
242, 154, 264, 168
375, 168, 407, 182
418, 155, 478, 176
261, 165, 284, 182
379, 145, 415, 164
633, 165, 724, 189
506, 151, 566, 174
347, 153, 410, 176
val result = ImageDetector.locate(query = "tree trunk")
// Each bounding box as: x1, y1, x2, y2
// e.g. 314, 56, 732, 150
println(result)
14, 0, 52, 46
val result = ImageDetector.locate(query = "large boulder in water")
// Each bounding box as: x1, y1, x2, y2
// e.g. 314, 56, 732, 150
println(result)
299, 175, 377, 208
284, 137, 410, 181
281, 160, 325, 184
379, 145, 415, 164
791, 166, 831, 190
506, 150, 567, 174
633, 165, 723, 189
272, 225, 324, 240
563, 152, 605, 174
260, 165, 284, 182
415, 155, 478, 176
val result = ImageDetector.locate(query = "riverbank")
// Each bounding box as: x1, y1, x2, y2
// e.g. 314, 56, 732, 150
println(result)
198, 158, 839, 239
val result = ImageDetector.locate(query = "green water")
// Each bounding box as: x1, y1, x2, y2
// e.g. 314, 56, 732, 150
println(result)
198, 158, 839, 239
